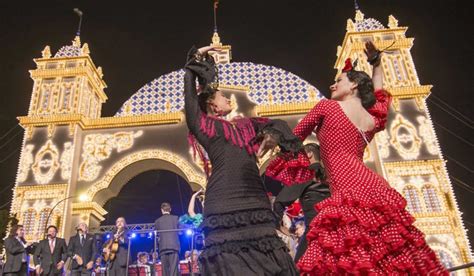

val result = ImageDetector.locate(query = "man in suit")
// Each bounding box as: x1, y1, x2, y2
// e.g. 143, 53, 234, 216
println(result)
103, 217, 129, 276
67, 222, 97, 276
3, 224, 34, 276
34, 225, 68, 276
154, 203, 180, 276
273, 143, 331, 262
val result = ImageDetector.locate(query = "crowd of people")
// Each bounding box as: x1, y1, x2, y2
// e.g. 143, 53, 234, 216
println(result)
1, 203, 202, 276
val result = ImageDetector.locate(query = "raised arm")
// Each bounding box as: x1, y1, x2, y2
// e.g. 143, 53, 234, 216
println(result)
183, 46, 218, 146
183, 68, 202, 134
364, 41, 383, 90
187, 189, 203, 218
4, 238, 25, 255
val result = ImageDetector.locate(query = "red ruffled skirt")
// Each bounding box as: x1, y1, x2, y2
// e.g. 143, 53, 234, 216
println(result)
297, 185, 449, 275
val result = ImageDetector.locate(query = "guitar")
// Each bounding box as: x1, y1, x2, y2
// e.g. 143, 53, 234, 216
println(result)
102, 230, 123, 262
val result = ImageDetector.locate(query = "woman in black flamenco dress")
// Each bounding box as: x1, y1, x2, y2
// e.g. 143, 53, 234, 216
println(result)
183, 45, 299, 276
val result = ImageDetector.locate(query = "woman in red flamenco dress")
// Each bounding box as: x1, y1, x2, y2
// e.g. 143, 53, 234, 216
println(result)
265, 41, 448, 275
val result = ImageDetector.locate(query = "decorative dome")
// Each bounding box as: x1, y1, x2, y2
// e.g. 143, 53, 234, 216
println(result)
54, 45, 82, 58
115, 62, 324, 117
53, 36, 89, 58
347, 9, 386, 32
355, 17, 386, 32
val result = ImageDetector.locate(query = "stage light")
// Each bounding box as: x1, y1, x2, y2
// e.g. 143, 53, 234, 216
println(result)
185, 229, 194, 236
148, 232, 153, 238
106, 234, 111, 239
131, 233, 137, 239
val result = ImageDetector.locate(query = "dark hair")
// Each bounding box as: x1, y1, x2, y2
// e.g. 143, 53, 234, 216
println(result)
197, 86, 217, 114
295, 220, 306, 228
161, 202, 171, 212
303, 143, 320, 159
47, 225, 58, 232
346, 70, 376, 109
9, 224, 23, 237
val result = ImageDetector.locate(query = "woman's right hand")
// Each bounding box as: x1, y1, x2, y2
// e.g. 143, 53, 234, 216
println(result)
197, 46, 217, 55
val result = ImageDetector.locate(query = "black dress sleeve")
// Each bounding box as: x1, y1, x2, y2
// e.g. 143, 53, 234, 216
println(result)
251, 118, 302, 154
183, 47, 217, 148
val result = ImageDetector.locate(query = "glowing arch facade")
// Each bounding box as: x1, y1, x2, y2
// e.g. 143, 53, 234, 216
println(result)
9, 10, 472, 273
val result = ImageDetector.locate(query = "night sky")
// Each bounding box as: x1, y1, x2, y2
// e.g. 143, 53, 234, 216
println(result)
0, 0, 472, 242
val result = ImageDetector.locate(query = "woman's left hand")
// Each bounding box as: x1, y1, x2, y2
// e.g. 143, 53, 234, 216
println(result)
257, 134, 278, 158
364, 41, 381, 65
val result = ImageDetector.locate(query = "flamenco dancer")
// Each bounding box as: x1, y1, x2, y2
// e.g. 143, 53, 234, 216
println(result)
183, 45, 301, 275
266, 41, 448, 275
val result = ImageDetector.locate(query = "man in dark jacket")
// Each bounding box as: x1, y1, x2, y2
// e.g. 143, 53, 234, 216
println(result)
67, 222, 97, 276
273, 143, 331, 262
34, 225, 68, 276
154, 203, 180, 276
3, 225, 34, 276
103, 217, 129, 276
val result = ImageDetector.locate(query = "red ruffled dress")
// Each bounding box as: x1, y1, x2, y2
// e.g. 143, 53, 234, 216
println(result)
266, 90, 448, 275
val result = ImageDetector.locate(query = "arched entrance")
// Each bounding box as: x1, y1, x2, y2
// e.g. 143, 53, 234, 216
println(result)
70, 150, 206, 235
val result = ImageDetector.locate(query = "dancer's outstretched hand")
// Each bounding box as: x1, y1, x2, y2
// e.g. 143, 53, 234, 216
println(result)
257, 134, 278, 158
197, 46, 217, 55
364, 41, 381, 66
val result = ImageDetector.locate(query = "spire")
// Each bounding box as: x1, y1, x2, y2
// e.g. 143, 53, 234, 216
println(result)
73, 8, 83, 37
211, 0, 222, 46
354, 0, 360, 11
346, 0, 384, 32
213, 0, 219, 33
208, 0, 231, 63
72, 8, 83, 49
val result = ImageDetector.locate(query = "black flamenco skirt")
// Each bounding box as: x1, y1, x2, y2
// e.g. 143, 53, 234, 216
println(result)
198, 208, 298, 276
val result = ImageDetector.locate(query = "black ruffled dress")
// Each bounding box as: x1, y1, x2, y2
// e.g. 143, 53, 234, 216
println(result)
183, 47, 299, 276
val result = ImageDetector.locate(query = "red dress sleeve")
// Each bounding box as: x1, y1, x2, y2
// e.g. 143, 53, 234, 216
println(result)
266, 100, 330, 185
367, 89, 392, 132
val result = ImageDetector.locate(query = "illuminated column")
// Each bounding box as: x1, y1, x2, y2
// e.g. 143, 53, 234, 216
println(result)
12, 36, 108, 240
335, 9, 472, 272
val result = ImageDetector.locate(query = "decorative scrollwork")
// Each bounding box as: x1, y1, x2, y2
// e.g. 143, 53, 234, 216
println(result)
31, 140, 60, 184
18, 144, 35, 182
389, 114, 421, 160
60, 142, 74, 180
79, 131, 143, 181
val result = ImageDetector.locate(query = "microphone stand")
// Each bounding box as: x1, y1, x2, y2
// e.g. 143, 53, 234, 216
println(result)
44, 195, 76, 239
125, 235, 132, 276
190, 229, 195, 276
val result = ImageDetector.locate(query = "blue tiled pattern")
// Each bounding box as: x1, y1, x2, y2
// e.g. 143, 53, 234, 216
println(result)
356, 18, 385, 32
54, 45, 82, 58
115, 62, 323, 117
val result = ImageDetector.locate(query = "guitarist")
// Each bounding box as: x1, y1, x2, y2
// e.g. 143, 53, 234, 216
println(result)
67, 223, 97, 276
103, 217, 128, 276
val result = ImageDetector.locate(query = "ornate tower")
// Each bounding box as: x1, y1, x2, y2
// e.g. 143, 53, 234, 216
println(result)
28, 36, 106, 120
335, 8, 472, 272
12, 36, 108, 240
